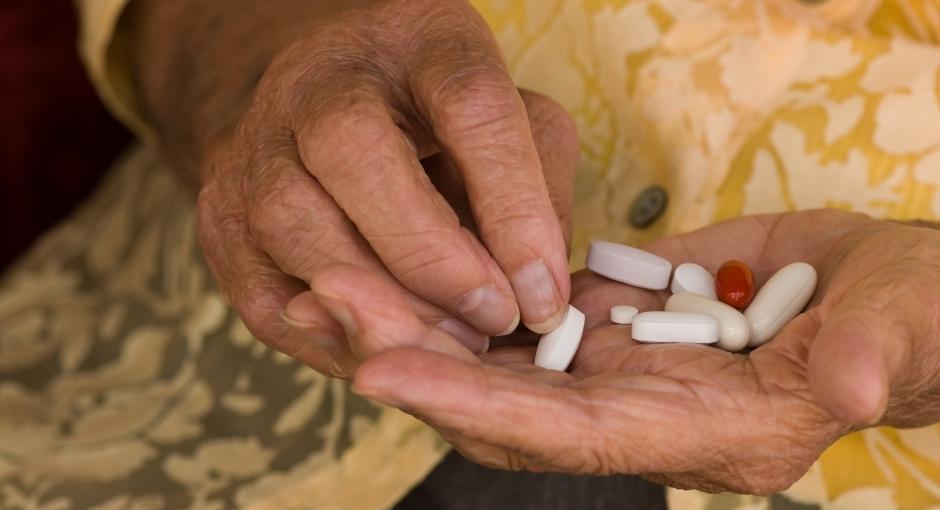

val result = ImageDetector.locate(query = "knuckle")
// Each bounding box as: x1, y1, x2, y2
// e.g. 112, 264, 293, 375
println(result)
247, 172, 315, 242
520, 90, 570, 129
519, 90, 579, 162
195, 183, 249, 273
231, 276, 289, 338
476, 191, 551, 245
381, 227, 468, 284
426, 68, 521, 134
307, 95, 394, 154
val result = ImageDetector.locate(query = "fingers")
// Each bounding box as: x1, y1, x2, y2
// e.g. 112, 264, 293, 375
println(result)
196, 184, 351, 376
244, 151, 489, 351
410, 48, 572, 334
296, 95, 520, 337
281, 291, 360, 377
309, 264, 481, 365
518, 89, 579, 249
420, 89, 578, 248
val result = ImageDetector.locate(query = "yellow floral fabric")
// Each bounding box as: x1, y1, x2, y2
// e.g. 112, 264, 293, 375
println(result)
42, 0, 940, 508
469, 1, 940, 508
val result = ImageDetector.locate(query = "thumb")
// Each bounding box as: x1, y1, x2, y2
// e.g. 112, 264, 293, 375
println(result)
310, 264, 482, 364
807, 307, 911, 426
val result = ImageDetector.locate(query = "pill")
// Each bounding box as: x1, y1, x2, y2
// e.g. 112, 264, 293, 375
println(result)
631, 312, 719, 344
610, 305, 639, 325
586, 241, 672, 290
744, 262, 817, 347
665, 292, 750, 351
671, 263, 717, 299
716, 260, 756, 310
535, 305, 586, 371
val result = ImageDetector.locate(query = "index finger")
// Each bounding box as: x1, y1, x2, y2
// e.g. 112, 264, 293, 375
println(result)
408, 8, 574, 334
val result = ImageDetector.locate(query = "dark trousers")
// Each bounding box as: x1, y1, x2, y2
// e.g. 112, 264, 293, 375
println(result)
396, 451, 667, 509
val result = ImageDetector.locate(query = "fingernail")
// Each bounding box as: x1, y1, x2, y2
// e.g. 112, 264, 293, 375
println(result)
456, 286, 519, 336
437, 319, 490, 354
283, 292, 323, 325
313, 293, 358, 337
280, 311, 341, 350
510, 259, 563, 334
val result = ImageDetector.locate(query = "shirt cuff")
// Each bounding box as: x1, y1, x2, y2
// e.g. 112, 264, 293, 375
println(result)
75, 0, 155, 143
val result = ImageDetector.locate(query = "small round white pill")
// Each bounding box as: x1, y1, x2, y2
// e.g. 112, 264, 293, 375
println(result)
535, 305, 586, 371
610, 305, 639, 325
665, 292, 749, 351
631, 311, 719, 344
745, 262, 817, 347
586, 241, 672, 290
671, 263, 717, 299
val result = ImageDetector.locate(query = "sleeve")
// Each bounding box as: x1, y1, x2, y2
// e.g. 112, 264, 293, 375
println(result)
74, 0, 156, 142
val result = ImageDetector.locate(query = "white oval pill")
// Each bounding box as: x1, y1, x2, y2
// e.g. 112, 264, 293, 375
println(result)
665, 293, 749, 351
744, 262, 817, 347
631, 312, 719, 344
535, 305, 586, 371
586, 241, 672, 290
610, 305, 639, 325
670, 263, 717, 299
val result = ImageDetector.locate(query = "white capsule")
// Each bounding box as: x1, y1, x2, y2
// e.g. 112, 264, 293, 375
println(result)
610, 305, 639, 325
665, 293, 749, 351
670, 263, 717, 299
586, 241, 672, 290
535, 305, 585, 371
744, 262, 817, 347
631, 312, 719, 344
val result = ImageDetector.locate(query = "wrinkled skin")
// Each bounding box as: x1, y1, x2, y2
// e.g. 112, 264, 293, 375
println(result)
190, 0, 580, 379
133, 0, 940, 494
300, 209, 940, 494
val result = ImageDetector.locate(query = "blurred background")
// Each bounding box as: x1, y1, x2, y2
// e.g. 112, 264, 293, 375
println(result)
0, 0, 131, 271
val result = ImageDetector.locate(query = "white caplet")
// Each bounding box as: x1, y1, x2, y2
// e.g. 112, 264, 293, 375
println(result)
610, 305, 639, 325
586, 241, 672, 290
671, 263, 717, 299
744, 262, 817, 347
665, 293, 749, 351
631, 312, 719, 344
535, 305, 585, 371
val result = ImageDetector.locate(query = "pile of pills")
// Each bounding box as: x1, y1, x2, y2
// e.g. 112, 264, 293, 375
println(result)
534, 241, 817, 371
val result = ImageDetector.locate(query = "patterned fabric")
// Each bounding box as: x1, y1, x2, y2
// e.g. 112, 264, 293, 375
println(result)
5, 0, 936, 508
0, 150, 448, 509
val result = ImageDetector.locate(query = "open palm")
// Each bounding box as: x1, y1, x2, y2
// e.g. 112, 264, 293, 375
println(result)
319, 209, 940, 494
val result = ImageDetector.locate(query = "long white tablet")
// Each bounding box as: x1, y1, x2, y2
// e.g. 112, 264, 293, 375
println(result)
665, 293, 749, 351
586, 241, 672, 290
745, 262, 817, 347
631, 311, 719, 344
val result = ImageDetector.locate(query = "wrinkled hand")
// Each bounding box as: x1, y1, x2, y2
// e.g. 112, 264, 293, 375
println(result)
336, 209, 940, 494
195, 0, 578, 376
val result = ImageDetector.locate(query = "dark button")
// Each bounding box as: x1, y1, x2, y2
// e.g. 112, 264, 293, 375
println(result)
629, 185, 668, 228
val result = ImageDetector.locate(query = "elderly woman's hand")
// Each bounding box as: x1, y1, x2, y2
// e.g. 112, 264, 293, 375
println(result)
164, 0, 579, 375
337, 209, 940, 494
